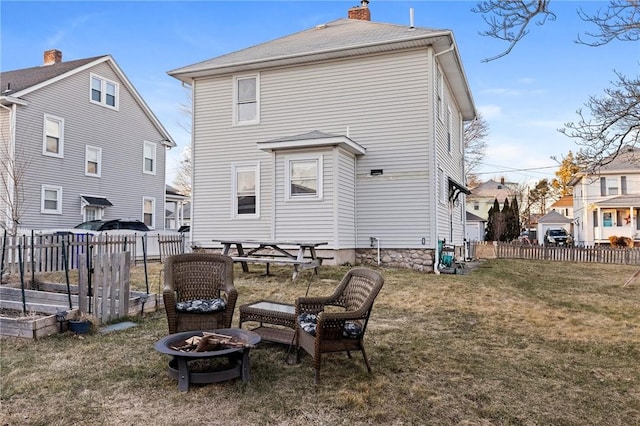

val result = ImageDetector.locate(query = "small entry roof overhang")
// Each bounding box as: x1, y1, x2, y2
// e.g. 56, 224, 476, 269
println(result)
448, 177, 470, 203
257, 130, 366, 155
81, 196, 113, 207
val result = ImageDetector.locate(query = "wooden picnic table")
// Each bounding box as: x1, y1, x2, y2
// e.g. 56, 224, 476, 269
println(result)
212, 239, 328, 281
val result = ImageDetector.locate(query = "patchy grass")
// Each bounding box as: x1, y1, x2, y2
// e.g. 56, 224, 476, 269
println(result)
1, 259, 639, 425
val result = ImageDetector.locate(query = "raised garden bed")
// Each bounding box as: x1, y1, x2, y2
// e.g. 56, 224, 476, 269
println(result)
0, 284, 163, 339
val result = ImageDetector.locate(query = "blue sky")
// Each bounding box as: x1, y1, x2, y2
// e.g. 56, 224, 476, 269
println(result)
1, 0, 638, 185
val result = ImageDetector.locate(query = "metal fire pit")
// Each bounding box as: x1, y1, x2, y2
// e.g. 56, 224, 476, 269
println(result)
154, 328, 261, 392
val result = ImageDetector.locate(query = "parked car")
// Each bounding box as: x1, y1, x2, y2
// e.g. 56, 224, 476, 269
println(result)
74, 219, 150, 232
544, 228, 572, 247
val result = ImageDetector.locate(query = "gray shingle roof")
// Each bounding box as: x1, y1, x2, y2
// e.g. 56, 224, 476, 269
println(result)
0, 56, 105, 95
595, 194, 640, 207
538, 210, 572, 224
169, 18, 447, 76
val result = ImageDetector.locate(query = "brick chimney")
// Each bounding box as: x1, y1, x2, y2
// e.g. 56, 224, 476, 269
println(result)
43, 49, 62, 65
348, 0, 371, 21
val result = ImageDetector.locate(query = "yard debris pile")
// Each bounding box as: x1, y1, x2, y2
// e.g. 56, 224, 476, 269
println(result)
170, 331, 252, 352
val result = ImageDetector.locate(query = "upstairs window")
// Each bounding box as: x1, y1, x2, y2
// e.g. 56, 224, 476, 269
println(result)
436, 67, 443, 122
85, 145, 102, 177
233, 74, 259, 125
90, 73, 119, 109
285, 155, 323, 201
43, 114, 64, 157
143, 141, 156, 175
41, 185, 62, 214
232, 163, 260, 217
446, 106, 452, 153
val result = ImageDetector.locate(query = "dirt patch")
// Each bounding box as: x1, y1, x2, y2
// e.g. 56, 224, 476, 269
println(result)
0, 307, 48, 319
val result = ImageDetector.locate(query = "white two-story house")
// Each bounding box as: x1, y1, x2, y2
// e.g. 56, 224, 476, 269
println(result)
571, 147, 640, 246
0, 50, 175, 234
168, 2, 476, 270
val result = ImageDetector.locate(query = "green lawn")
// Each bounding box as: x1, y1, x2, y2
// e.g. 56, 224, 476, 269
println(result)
1, 259, 639, 425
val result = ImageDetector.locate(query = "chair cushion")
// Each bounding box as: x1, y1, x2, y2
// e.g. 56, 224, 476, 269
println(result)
297, 313, 363, 338
176, 298, 226, 314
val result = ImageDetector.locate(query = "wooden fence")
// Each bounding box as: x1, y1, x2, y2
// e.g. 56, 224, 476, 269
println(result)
0, 232, 186, 276
473, 241, 640, 265
78, 252, 131, 323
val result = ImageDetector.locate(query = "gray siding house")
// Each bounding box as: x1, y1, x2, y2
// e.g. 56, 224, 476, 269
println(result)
0, 50, 175, 233
169, 3, 475, 271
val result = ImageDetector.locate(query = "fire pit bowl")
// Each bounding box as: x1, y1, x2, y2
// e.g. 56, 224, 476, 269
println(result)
155, 328, 261, 392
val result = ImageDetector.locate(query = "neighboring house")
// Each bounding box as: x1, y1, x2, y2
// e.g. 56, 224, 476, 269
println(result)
465, 211, 486, 242
536, 210, 572, 245
466, 177, 521, 221
549, 195, 573, 220
571, 146, 640, 246
168, 2, 476, 270
165, 185, 189, 230
0, 50, 175, 233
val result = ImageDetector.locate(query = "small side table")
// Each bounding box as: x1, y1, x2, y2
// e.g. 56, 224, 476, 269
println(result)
239, 300, 296, 344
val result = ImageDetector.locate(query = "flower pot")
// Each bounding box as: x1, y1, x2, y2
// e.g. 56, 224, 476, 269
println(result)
68, 320, 90, 334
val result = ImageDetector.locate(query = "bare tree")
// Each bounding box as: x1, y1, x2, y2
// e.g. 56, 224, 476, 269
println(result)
0, 113, 30, 237
472, 0, 556, 62
472, 0, 639, 61
463, 112, 489, 184
173, 86, 192, 196
560, 72, 640, 174
577, 0, 640, 46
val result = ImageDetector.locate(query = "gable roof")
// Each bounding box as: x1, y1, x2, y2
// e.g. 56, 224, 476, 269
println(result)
538, 210, 572, 224
466, 211, 486, 222
169, 18, 475, 120
468, 179, 517, 199
1, 55, 176, 147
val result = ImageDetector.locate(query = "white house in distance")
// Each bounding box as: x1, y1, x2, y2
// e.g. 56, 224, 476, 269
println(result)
168, 2, 476, 271
571, 146, 640, 246
0, 50, 175, 233
466, 177, 520, 221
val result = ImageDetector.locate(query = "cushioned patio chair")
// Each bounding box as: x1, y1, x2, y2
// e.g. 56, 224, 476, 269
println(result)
295, 267, 384, 384
163, 253, 238, 334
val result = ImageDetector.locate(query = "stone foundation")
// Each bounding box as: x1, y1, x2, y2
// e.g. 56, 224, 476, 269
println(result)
356, 248, 436, 272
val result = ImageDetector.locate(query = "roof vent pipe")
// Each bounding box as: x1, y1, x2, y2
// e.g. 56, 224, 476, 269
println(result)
409, 8, 415, 28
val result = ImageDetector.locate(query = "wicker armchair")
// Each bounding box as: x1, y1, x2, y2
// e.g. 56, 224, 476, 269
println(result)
163, 253, 238, 334
295, 268, 384, 384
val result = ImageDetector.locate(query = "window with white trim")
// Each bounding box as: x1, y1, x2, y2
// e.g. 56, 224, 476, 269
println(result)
84, 206, 99, 222
285, 155, 323, 201
436, 67, 443, 122
438, 168, 446, 205
143, 141, 156, 174
232, 163, 260, 217
85, 145, 102, 177
41, 185, 62, 214
233, 74, 259, 125
446, 106, 452, 153
90, 73, 118, 109
43, 114, 64, 157
143, 197, 155, 228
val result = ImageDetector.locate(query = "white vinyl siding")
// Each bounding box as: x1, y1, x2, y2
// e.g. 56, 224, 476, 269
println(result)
233, 74, 260, 125
85, 145, 101, 177
143, 197, 155, 229
190, 48, 467, 248
90, 73, 119, 109
41, 185, 62, 214
232, 163, 260, 218
43, 114, 64, 157
143, 141, 156, 174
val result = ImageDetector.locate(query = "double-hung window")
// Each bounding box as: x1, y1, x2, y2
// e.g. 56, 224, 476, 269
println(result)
85, 146, 102, 177
90, 73, 118, 109
41, 185, 62, 214
233, 74, 259, 125
143, 141, 156, 174
143, 197, 155, 228
285, 155, 323, 201
436, 67, 443, 122
43, 114, 64, 157
232, 163, 260, 217
446, 106, 452, 153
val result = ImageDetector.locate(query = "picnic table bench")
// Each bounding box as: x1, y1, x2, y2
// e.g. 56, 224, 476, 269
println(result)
212, 239, 329, 281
